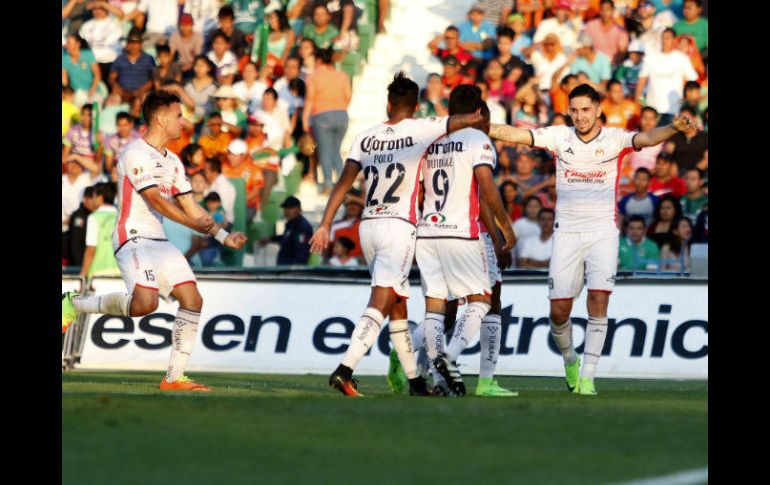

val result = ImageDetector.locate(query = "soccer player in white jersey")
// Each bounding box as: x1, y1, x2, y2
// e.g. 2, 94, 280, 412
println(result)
62, 90, 247, 392
309, 72, 488, 397
412, 86, 516, 397
487, 84, 694, 395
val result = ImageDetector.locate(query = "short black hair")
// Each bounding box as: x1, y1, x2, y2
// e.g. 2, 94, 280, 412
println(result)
116, 112, 133, 124
204, 191, 222, 203
289, 78, 306, 97
206, 158, 222, 173
94, 182, 116, 205
211, 30, 230, 44
263, 87, 278, 100
662, 27, 676, 37
627, 215, 646, 227
538, 207, 555, 218
568, 83, 601, 103
497, 26, 515, 41
561, 73, 577, 87
207, 111, 223, 120
315, 46, 334, 65
142, 90, 181, 124
218, 6, 235, 19
445, 25, 459, 34
634, 167, 652, 178
684, 80, 701, 93
686, 167, 704, 179
641, 106, 659, 117
62, 85, 74, 95
336, 236, 355, 252
387, 71, 419, 112
286, 55, 302, 65
679, 105, 697, 117
81, 104, 93, 115
600, 0, 615, 7
478, 101, 490, 122
684, 0, 702, 6
83, 186, 96, 199
448, 84, 482, 115
156, 44, 171, 56
606, 79, 622, 91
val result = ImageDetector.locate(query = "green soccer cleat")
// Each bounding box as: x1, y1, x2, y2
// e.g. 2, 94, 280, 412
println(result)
475, 378, 519, 397
386, 348, 408, 394
572, 376, 598, 396
565, 355, 581, 392
62, 292, 79, 334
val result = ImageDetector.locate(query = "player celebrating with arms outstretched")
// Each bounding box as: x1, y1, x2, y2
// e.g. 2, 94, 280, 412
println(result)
309, 72, 488, 397
62, 90, 247, 392
487, 84, 695, 395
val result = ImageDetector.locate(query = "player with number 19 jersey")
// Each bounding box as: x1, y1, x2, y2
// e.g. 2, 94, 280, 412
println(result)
346, 115, 450, 297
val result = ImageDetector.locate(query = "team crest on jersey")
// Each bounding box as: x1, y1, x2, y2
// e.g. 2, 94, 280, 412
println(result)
423, 213, 446, 223
595, 147, 605, 157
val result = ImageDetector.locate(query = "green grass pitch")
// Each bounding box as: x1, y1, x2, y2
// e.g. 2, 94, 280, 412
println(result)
62, 372, 707, 484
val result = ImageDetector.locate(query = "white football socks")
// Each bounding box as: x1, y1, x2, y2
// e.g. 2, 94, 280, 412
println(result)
446, 301, 491, 362
72, 293, 133, 316
582, 316, 608, 379
422, 312, 446, 361
479, 313, 502, 379
164, 308, 201, 383
341, 308, 384, 370
389, 319, 418, 379
550, 318, 577, 366
410, 321, 426, 353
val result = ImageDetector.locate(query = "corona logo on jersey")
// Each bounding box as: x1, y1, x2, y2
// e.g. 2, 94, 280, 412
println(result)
360, 135, 415, 155
426, 140, 465, 155
564, 169, 608, 184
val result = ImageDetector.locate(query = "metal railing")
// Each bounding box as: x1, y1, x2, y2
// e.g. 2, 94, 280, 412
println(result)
62, 276, 93, 372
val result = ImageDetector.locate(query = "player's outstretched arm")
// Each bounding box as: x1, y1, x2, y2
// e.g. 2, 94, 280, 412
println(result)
310, 159, 362, 254
475, 165, 517, 252
176, 193, 247, 249
447, 113, 488, 135
141, 187, 214, 234
488, 123, 535, 146
479, 200, 513, 270
633, 115, 693, 148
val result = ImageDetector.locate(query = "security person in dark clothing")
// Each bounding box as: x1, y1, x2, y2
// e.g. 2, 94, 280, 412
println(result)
275, 196, 314, 265
66, 186, 96, 267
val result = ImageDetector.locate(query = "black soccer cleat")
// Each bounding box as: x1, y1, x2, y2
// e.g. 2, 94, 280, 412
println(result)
432, 381, 459, 397
432, 353, 466, 396
408, 376, 433, 396
329, 370, 362, 397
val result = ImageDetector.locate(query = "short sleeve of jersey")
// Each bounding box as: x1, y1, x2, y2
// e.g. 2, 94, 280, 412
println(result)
346, 133, 362, 166
172, 158, 192, 197
413, 116, 449, 146
85, 213, 99, 247
530, 126, 561, 151
123, 149, 157, 193
614, 128, 638, 150
471, 132, 496, 169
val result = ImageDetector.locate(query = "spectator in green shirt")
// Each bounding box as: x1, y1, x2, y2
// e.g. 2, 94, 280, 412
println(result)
302, 3, 340, 50
618, 216, 661, 271
680, 168, 707, 222
673, 0, 707, 53
80, 182, 120, 278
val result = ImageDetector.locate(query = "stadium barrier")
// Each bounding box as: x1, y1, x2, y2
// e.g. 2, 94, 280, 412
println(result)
62, 269, 707, 379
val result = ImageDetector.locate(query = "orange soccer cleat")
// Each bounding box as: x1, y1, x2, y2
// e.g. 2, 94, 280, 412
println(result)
159, 375, 211, 392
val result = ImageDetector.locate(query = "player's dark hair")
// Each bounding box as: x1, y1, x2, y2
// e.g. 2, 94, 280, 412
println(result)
599, 112, 607, 124
538, 207, 555, 218
387, 71, 419, 112
206, 158, 222, 174
116, 112, 133, 124
263, 87, 278, 100
211, 30, 230, 44
627, 215, 647, 227
497, 26, 515, 41
679, 105, 697, 117
568, 83, 601, 104
218, 6, 235, 19
94, 182, 116, 205
142, 90, 181, 125
336, 236, 356, 253
641, 106, 659, 117
156, 44, 171, 56
634, 167, 652, 178
83, 186, 96, 199
478, 100, 490, 122
686, 167, 704, 179
449, 84, 482, 115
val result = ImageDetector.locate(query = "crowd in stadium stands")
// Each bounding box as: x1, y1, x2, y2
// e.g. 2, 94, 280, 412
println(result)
62, 0, 707, 273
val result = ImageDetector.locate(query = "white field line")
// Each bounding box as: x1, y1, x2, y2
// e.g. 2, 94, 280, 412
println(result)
611, 467, 708, 485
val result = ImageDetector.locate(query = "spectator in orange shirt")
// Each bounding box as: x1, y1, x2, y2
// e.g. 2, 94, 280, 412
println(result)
600, 79, 641, 129
222, 139, 264, 220
245, 113, 280, 214
198, 112, 233, 161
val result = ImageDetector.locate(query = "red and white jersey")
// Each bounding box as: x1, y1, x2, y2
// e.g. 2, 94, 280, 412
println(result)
418, 128, 496, 239
114, 138, 192, 250
347, 116, 449, 225
530, 126, 637, 232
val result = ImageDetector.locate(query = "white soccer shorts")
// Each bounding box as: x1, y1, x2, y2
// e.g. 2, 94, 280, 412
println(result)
115, 237, 197, 302
548, 228, 619, 300
481, 232, 503, 286
359, 218, 417, 298
416, 237, 491, 301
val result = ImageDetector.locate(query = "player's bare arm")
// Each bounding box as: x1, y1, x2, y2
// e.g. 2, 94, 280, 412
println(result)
447, 113, 489, 135
475, 165, 516, 252
479, 200, 512, 271
633, 115, 693, 148
176, 193, 248, 249
488, 123, 534, 146
141, 186, 215, 234
310, 159, 362, 253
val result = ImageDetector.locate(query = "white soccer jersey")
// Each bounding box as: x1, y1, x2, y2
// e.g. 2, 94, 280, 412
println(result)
114, 138, 192, 250
530, 126, 637, 232
418, 128, 496, 239
347, 116, 449, 225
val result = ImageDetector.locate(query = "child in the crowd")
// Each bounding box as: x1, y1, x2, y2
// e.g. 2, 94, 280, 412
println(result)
329, 237, 359, 267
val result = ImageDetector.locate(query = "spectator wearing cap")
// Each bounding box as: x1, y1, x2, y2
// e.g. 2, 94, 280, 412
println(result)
568, 32, 612, 90
458, 4, 498, 60
207, 30, 239, 85
583, 0, 629, 65
223, 138, 264, 221
206, 6, 248, 59
183, 55, 217, 122
533, 0, 583, 53
440, 56, 471, 97
199, 112, 234, 162
635, 28, 697, 125
650, 152, 686, 198
614, 40, 645, 97
125, 0, 179, 49
213, 85, 248, 138
203, 157, 236, 225
109, 28, 156, 104
428, 26, 475, 68
600, 79, 641, 129
302, 4, 340, 51
302, 47, 351, 193
527, 33, 568, 92
673, 0, 707, 54
264, 196, 313, 266
104, 112, 140, 173
245, 113, 281, 213
505, 13, 534, 59
78, 2, 124, 82
416, 74, 449, 119
62, 34, 103, 107
169, 14, 204, 81
665, 105, 707, 174
152, 45, 183, 89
